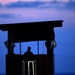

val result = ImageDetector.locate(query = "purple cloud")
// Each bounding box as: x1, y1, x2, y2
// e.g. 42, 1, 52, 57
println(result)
0, 13, 21, 18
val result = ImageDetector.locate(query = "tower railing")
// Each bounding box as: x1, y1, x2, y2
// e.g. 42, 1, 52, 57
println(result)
21, 60, 37, 75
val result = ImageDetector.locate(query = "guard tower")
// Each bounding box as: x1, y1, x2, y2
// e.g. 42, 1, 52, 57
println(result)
0, 20, 63, 75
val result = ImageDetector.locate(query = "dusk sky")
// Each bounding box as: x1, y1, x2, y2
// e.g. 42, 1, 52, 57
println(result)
0, 0, 75, 74
0, 0, 75, 4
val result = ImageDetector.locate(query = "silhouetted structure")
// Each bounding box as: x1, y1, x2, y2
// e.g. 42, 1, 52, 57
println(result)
45, 27, 55, 55
0, 20, 63, 75
4, 40, 15, 55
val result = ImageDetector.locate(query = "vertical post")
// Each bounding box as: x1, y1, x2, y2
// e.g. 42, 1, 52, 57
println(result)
37, 41, 39, 54
21, 60, 25, 75
35, 60, 37, 75
8, 30, 13, 54
45, 40, 54, 75
20, 42, 21, 55
45, 28, 55, 75
32, 62, 35, 75
28, 61, 30, 75
42, 41, 44, 54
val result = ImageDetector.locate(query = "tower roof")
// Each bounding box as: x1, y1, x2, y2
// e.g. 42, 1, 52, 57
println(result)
0, 20, 63, 43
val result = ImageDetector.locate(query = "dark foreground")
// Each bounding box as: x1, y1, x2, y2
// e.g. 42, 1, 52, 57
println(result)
0, 73, 75, 75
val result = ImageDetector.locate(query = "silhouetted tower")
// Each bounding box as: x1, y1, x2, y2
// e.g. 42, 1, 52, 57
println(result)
0, 20, 63, 75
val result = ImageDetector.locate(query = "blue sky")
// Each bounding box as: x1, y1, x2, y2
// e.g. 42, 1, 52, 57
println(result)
0, 0, 75, 4
0, 0, 75, 74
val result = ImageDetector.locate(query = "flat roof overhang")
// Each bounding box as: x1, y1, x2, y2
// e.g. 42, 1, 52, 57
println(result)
0, 20, 63, 43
